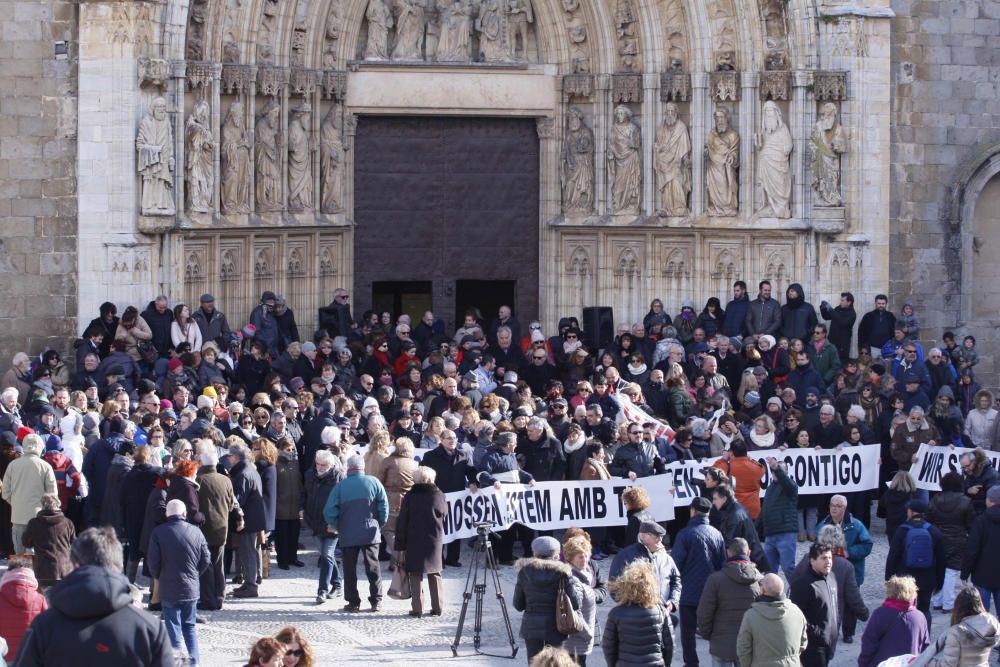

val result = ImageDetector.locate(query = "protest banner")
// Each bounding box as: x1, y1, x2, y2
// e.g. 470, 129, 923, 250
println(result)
442, 473, 676, 543
910, 443, 1000, 491
612, 393, 675, 440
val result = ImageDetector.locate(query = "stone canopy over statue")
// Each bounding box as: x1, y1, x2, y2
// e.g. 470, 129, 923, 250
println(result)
136, 97, 175, 216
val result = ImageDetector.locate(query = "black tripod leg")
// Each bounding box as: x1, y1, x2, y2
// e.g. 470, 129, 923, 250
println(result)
484, 541, 519, 658
450, 538, 482, 656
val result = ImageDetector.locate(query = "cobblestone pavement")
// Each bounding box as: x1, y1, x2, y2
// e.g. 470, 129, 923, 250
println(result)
1, 516, 958, 666
181, 515, 958, 666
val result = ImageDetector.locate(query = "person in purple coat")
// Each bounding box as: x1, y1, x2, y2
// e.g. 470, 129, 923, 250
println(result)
858, 575, 930, 667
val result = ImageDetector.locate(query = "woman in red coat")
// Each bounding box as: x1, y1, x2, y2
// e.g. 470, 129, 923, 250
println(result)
0, 559, 48, 663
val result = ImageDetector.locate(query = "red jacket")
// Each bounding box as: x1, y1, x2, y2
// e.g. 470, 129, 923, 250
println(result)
0, 568, 48, 662
42, 451, 82, 511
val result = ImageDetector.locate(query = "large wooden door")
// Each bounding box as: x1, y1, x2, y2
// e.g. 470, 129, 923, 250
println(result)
353, 116, 539, 331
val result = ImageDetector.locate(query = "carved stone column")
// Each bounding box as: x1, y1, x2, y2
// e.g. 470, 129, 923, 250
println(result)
690, 72, 708, 216
342, 112, 358, 221
536, 116, 559, 331
641, 72, 658, 216
594, 75, 611, 215
739, 71, 758, 217
790, 70, 812, 220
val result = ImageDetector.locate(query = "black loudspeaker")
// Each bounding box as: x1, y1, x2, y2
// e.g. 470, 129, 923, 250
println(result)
582, 306, 615, 351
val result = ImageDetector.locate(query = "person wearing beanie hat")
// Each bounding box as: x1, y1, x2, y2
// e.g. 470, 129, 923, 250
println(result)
2, 432, 57, 555
323, 452, 389, 612
885, 494, 945, 621
41, 435, 82, 515
513, 534, 581, 660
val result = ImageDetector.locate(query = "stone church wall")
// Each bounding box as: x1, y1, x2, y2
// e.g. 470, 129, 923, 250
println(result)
0, 0, 79, 364
890, 0, 1000, 383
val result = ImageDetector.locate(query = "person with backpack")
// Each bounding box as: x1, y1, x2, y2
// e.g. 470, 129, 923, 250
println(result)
885, 499, 946, 627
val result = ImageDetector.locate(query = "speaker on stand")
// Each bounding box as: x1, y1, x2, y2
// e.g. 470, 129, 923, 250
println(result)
582, 306, 614, 352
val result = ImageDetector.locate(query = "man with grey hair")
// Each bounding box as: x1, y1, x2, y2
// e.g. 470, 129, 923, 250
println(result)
324, 454, 389, 612
1, 351, 31, 407
737, 573, 807, 667
226, 441, 265, 598
16, 526, 173, 665
0, 385, 23, 433
196, 443, 241, 610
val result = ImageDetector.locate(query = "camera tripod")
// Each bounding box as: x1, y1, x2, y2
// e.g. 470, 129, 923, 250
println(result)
450, 526, 518, 658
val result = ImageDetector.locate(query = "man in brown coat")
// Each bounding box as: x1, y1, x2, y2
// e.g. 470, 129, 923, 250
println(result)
697, 537, 763, 667
195, 443, 241, 610
22, 494, 75, 588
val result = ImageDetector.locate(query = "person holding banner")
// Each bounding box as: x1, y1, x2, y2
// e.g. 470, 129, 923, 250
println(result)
610, 423, 664, 481
477, 432, 534, 565
712, 444, 764, 520
760, 456, 799, 579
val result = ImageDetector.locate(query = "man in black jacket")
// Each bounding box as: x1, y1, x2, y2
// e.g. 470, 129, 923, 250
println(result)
422, 429, 477, 566
609, 422, 663, 479
857, 295, 895, 359
790, 543, 839, 667
16, 526, 173, 666
226, 441, 265, 598
712, 485, 769, 573
142, 296, 174, 358
819, 293, 857, 364
318, 288, 352, 339
192, 294, 232, 345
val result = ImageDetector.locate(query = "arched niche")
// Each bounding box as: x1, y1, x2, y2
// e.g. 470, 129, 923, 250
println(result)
956, 146, 1000, 322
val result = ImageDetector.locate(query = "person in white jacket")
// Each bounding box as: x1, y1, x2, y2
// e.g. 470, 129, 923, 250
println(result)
964, 389, 998, 449
1, 433, 57, 554
170, 303, 203, 351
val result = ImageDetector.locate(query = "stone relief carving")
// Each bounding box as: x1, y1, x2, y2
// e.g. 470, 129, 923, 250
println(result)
710, 71, 739, 101
221, 101, 252, 214
254, 247, 273, 278
615, 0, 638, 71
186, 63, 215, 91
759, 71, 790, 101
319, 245, 337, 274
660, 71, 690, 102
436, 0, 473, 61
566, 245, 591, 276
705, 106, 739, 217
186, 0, 207, 59
761, 0, 789, 70
258, 0, 280, 64
185, 99, 215, 214
563, 74, 593, 99
324, 2, 342, 67
810, 102, 847, 207
364, 0, 393, 59
814, 71, 848, 101
184, 248, 204, 281
290, 68, 319, 95
255, 101, 283, 212
136, 97, 176, 216
222, 65, 255, 95
138, 58, 171, 88
220, 248, 239, 280
322, 71, 348, 100
607, 104, 641, 215
708, 0, 737, 69
560, 107, 594, 214
506, 0, 533, 60
612, 75, 642, 103
287, 103, 314, 210
755, 100, 792, 218
393, 0, 426, 60
476, 0, 509, 62
653, 103, 691, 217
257, 67, 289, 96
321, 105, 346, 213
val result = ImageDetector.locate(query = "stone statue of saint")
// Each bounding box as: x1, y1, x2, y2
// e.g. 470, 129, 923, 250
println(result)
810, 102, 847, 207
320, 106, 345, 213
653, 102, 691, 217
475, 0, 509, 62
185, 99, 215, 214
136, 96, 175, 216
560, 107, 594, 213
392, 0, 426, 60
705, 106, 740, 217
255, 101, 282, 212
221, 100, 251, 213
607, 104, 641, 214
287, 102, 314, 210
755, 100, 793, 218
364, 0, 393, 60
506, 0, 533, 60
435, 0, 472, 61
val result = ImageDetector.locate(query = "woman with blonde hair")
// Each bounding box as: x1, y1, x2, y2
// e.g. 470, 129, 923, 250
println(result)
603, 561, 671, 666
622, 486, 654, 545
364, 430, 392, 475
394, 466, 447, 617
378, 437, 418, 555
562, 535, 605, 665
858, 576, 929, 667
273, 626, 314, 667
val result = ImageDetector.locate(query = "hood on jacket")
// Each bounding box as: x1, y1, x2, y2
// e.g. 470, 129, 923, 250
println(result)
48, 565, 133, 619
21, 433, 45, 457
514, 557, 573, 576
1, 567, 42, 608
785, 283, 806, 309
723, 559, 761, 586
957, 613, 1000, 650
751, 597, 795, 620
937, 385, 956, 401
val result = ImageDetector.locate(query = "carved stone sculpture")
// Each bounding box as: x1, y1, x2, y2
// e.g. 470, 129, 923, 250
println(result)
136, 97, 175, 216
287, 102, 314, 210
255, 101, 282, 212
560, 107, 594, 214
436, 0, 472, 61
321, 106, 346, 213
506, 0, 533, 60
756, 100, 792, 218
185, 99, 215, 214
653, 102, 691, 216
221, 101, 252, 213
705, 106, 740, 217
607, 104, 641, 214
810, 102, 847, 207
364, 0, 393, 60
475, 0, 509, 62
392, 0, 426, 60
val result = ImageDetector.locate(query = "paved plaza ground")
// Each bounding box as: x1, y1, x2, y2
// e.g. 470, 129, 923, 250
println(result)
181, 515, 960, 666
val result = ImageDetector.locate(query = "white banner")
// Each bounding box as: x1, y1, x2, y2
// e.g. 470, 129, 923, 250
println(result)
911, 443, 1000, 491
442, 474, 676, 543
612, 394, 675, 440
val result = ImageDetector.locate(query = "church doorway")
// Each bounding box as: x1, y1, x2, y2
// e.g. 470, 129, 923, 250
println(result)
372, 281, 433, 326
353, 115, 540, 332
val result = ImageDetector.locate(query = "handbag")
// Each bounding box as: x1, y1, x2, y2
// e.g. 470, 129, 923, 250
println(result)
388, 552, 411, 600
556, 575, 585, 635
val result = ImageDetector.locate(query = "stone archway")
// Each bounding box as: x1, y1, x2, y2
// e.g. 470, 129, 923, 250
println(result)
971, 173, 1000, 321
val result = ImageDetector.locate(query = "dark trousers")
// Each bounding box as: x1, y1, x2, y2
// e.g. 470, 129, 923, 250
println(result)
574, 655, 587, 666
199, 544, 225, 610
524, 638, 562, 664
274, 519, 300, 566
343, 543, 381, 607
801, 646, 831, 667
680, 604, 699, 667
843, 606, 858, 639
443, 539, 461, 565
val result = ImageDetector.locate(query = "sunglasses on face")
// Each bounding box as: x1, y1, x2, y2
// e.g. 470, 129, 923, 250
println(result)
287, 649, 305, 657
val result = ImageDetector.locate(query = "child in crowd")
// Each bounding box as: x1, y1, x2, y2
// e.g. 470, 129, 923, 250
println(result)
896, 302, 920, 341
958, 335, 979, 371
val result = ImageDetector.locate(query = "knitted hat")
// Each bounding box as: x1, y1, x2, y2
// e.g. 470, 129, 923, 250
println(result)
45, 434, 63, 453
167, 358, 183, 372
531, 536, 561, 559
15, 426, 34, 442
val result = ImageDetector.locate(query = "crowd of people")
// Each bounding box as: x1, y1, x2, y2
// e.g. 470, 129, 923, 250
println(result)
0, 281, 999, 666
